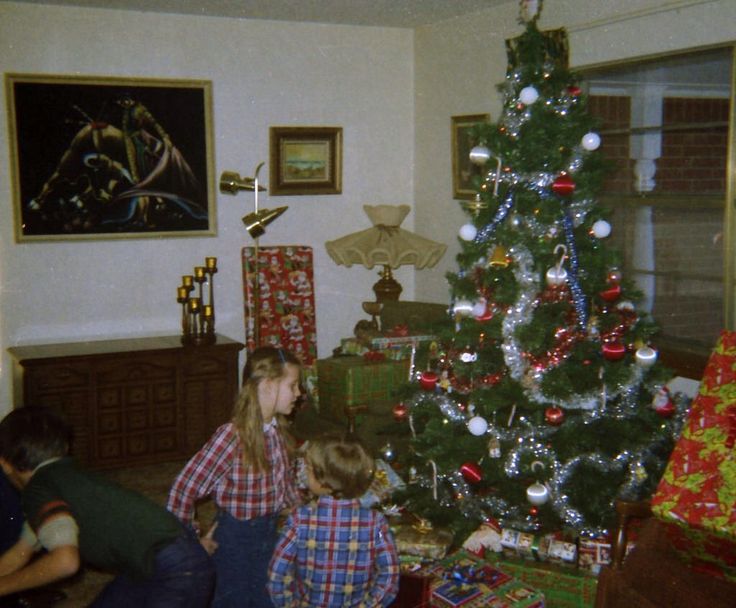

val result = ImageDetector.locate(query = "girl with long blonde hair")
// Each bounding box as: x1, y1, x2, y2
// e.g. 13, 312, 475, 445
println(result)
168, 346, 302, 608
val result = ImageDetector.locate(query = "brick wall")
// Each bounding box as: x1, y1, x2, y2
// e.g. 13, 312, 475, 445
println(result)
588, 95, 633, 193
657, 97, 729, 194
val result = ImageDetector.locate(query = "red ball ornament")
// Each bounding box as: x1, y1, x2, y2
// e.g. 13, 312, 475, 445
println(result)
552, 173, 575, 197
545, 406, 565, 425
599, 283, 622, 302
602, 341, 626, 361
419, 371, 438, 391
392, 402, 408, 422
530, 506, 539, 517
568, 85, 582, 96
460, 461, 482, 484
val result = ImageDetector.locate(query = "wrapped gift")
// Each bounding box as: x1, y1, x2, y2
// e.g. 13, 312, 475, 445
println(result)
577, 537, 611, 574
500, 530, 547, 562
391, 520, 454, 560
242, 246, 317, 364
426, 551, 545, 607
317, 356, 411, 421
340, 334, 435, 361
651, 330, 736, 581
545, 539, 577, 567
361, 458, 406, 507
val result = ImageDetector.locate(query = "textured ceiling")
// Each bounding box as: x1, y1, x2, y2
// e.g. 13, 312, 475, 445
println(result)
9, 0, 508, 28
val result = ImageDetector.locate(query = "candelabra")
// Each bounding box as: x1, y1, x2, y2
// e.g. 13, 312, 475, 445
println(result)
177, 257, 217, 345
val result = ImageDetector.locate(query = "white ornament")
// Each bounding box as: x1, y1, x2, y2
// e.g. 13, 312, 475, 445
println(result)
546, 266, 568, 287
526, 482, 550, 505
581, 132, 601, 151
519, 86, 539, 105
469, 145, 491, 166
467, 416, 488, 436
471, 299, 487, 318
592, 219, 611, 238
460, 349, 478, 363
635, 346, 658, 368
459, 223, 478, 241
453, 299, 474, 316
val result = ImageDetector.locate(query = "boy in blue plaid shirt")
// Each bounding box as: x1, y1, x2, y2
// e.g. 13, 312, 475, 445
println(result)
267, 434, 399, 607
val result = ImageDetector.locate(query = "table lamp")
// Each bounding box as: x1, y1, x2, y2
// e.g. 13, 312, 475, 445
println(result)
325, 204, 446, 302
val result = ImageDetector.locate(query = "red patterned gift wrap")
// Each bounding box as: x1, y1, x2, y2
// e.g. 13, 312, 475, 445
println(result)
242, 245, 317, 364
650, 330, 736, 581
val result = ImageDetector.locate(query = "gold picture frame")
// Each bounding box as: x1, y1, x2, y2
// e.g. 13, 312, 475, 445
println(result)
452, 113, 490, 200
269, 126, 342, 195
5, 73, 216, 242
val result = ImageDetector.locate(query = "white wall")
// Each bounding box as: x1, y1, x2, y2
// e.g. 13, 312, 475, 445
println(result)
0, 2, 415, 413
2, 0, 735, 415
414, 0, 736, 303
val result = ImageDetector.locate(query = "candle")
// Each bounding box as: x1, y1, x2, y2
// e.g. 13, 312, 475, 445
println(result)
177, 286, 189, 300
194, 267, 206, 279
188, 297, 201, 312
205, 257, 217, 270
182, 275, 194, 288
203, 305, 214, 318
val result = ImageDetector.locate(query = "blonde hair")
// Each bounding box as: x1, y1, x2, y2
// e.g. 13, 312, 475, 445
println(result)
306, 434, 375, 499
233, 346, 301, 472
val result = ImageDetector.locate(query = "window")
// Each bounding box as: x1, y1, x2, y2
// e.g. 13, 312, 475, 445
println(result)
581, 46, 734, 377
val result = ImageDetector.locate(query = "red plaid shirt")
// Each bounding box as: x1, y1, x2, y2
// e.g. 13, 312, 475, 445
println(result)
167, 422, 298, 529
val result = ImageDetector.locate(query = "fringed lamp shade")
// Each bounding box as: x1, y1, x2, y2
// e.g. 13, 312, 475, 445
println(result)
325, 205, 447, 301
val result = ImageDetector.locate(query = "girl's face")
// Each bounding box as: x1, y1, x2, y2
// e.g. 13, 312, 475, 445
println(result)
259, 363, 301, 422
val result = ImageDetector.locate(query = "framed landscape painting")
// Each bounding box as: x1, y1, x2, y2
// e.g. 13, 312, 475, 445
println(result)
5, 73, 216, 241
269, 126, 342, 195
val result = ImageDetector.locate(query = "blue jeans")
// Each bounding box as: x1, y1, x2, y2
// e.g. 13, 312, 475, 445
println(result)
90, 530, 214, 607
211, 510, 278, 608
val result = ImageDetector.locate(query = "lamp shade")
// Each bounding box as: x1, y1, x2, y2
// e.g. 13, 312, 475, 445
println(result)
325, 205, 446, 269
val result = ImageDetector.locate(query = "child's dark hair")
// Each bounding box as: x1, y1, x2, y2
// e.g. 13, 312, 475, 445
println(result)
306, 433, 374, 499
0, 408, 71, 471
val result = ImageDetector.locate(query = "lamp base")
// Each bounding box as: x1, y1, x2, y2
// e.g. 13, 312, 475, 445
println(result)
373, 265, 402, 302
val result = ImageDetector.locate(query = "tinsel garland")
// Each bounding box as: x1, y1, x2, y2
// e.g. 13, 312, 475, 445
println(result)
403, 389, 690, 537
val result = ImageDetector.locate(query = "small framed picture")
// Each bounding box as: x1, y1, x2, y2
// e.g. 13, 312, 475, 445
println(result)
451, 114, 490, 200
269, 126, 342, 195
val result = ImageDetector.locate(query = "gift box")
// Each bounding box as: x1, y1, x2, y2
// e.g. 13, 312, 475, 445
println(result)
650, 330, 736, 581
391, 520, 454, 560
425, 551, 545, 607
316, 356, 411, 421
577, 537, 611, 575
340, 334, 435, 361
361, 458, 406, 507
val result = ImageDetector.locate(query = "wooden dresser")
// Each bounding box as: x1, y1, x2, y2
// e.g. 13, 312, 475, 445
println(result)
8, 335, 243, 469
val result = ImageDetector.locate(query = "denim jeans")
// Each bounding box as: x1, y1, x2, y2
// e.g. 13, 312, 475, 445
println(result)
90, 529, 214, 607
211, 510, 278, 608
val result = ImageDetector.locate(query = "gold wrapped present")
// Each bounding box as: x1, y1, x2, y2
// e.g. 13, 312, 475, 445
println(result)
391, 519, 454, 560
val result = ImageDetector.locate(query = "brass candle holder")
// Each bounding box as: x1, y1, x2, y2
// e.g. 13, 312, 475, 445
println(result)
177, 257, 217, 345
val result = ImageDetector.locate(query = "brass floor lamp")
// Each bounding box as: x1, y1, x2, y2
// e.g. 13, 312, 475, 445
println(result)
219, 162, 287, 348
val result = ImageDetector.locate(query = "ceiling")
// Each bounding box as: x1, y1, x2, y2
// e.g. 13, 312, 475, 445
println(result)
9, 0, 508, 28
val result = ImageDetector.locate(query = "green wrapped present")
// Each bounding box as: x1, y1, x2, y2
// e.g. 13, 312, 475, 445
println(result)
316, 356, 410, 421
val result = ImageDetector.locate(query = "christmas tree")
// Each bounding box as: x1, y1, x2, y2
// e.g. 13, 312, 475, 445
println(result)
392, 7, 687, 542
